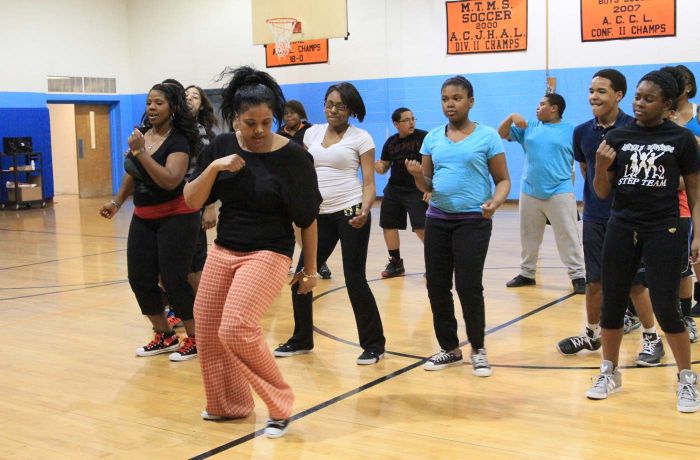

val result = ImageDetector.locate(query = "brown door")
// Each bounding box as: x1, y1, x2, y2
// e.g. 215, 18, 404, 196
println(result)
74, 104, 112, 198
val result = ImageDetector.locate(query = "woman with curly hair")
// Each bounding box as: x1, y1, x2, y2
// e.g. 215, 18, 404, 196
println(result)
99, 79, 201, 361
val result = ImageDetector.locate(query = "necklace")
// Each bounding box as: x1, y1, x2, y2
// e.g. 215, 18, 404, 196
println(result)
145, 128, 171, 151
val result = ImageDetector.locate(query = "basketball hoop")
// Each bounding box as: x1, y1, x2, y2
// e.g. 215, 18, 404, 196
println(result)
266, 17, 298, 59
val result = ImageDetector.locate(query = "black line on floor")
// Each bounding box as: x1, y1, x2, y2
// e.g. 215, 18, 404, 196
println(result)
0, 279, 126, 290
492, 360, 700, 370
0, 280, 127, 302
190, 288, 573, 459
0, 248, 127, 271
0, 226, 128, 240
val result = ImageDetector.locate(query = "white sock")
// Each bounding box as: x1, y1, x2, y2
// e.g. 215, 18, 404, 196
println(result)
587, 323, 601, 336
643, 326, 657, 334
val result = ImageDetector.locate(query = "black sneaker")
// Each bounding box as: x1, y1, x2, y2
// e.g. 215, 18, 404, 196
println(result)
556, 327, 601, 355
273, 342, 312, 357
169, 336, 197, 362
691, 302, 700, 318
506, 274, 535, 288
135, 331, 179, 357
623, 310, 641, 334
356, 350, 385, 365
636, 332, 665, 367
319, 263, 332, 279
684, 316, 699, 343
381, 258, 405, 278
572, 278, 586, 295
264, 418, 290, 438
423, 350, 464, 371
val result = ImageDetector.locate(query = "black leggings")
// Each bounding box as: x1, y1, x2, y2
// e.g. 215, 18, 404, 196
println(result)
424, 216, 492, 351
290, 206, 385, 354
601, 220, 685, 333
127, 212, 200, 321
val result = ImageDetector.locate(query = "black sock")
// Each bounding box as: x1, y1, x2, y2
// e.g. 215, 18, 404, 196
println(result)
681, 297, 692, 317
388, 249, 400, 260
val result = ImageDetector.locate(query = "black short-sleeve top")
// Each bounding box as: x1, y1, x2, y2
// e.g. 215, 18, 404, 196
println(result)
126, 130, 191, 206
190, 133, 322, 257
605, 120, 700, 231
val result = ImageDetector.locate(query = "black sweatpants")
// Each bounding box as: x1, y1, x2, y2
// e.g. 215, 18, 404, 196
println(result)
424, 216, 492, 351
601, 219, 685, 334
290, 206, 386, 354
127, 212, 200, 321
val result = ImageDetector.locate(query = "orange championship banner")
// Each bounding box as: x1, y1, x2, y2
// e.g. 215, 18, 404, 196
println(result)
581, 0, 675, 42
446, 0, 527, 54
265, 39, 329, 68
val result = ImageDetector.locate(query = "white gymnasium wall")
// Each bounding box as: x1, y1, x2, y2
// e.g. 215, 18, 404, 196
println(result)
0, 0, 132, 93
2, 0, 700, 93
122, 0, 700, 91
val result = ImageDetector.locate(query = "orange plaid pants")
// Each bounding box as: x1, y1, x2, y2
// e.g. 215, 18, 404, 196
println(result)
195, 244, 294, 419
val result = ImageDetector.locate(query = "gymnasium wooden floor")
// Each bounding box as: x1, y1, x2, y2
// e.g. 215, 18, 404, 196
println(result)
2, 196, 699, 459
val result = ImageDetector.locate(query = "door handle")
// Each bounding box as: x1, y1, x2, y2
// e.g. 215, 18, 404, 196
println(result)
77, 139, 84, 159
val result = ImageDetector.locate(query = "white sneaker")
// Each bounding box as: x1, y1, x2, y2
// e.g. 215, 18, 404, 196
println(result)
586, 360, 622, 400
677, 370, 700, 413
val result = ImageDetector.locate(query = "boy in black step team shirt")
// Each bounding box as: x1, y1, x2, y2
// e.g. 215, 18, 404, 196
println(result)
588, 70, 700, 413
374, 107, 429, 278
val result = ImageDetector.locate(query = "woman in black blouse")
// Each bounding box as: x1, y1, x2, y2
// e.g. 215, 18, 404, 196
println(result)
184, 66, 321, 438
100, 80, 200, 361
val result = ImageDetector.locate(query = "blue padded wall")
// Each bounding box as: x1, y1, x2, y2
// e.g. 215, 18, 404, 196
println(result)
0, 108, 54, 199
2, 60, 699, 199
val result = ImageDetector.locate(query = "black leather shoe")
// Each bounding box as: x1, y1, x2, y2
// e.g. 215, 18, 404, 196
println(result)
572, 278, 586, 295
506, 275, 536, 288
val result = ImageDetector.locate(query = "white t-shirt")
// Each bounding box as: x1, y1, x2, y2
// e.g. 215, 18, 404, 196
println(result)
304, 123, 375, 214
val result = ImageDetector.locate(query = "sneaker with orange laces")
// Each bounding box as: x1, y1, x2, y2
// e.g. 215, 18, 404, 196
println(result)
136, 331, 180, 357
167, 310, 184, 328
169, 336, 197, 361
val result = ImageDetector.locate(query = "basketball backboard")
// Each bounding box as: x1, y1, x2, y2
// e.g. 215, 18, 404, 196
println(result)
251, 0, 348, 45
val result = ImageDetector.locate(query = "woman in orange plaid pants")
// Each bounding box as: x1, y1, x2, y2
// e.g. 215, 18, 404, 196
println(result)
184, 66, 322, 438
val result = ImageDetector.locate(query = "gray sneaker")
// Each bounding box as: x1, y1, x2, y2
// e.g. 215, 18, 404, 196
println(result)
623, 310, 641, 334
684, 317, 699, 343
636, 332, 665, 367
586, 360, 622, 400
470, 348, 492, 377
677, 369, 700, 413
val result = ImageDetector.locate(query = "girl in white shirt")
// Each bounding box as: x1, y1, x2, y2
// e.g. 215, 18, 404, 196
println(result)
274, 82, 386, 365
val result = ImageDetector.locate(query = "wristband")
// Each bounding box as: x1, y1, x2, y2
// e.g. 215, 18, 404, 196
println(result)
111, 199, 122, 208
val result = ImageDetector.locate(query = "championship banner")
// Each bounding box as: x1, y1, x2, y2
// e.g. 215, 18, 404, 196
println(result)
446, 0, 527, 54
581, 0, 675, 42
265, 39, 329, 68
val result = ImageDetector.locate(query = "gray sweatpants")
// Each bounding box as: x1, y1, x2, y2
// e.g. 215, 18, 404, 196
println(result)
518, 192, 585, 280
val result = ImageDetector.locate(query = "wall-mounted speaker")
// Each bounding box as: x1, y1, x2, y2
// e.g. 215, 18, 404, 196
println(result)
3, 137, 33, 154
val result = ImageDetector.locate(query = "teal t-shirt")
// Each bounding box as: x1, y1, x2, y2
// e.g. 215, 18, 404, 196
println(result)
509, 120, 574, 199
420, 123, 504, 213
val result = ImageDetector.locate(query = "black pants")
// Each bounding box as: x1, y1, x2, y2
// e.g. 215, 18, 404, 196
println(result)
425, 216, 492, 351
290, 207, 385, 353
601, 220, 685, 334
127, 212, 200, 321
